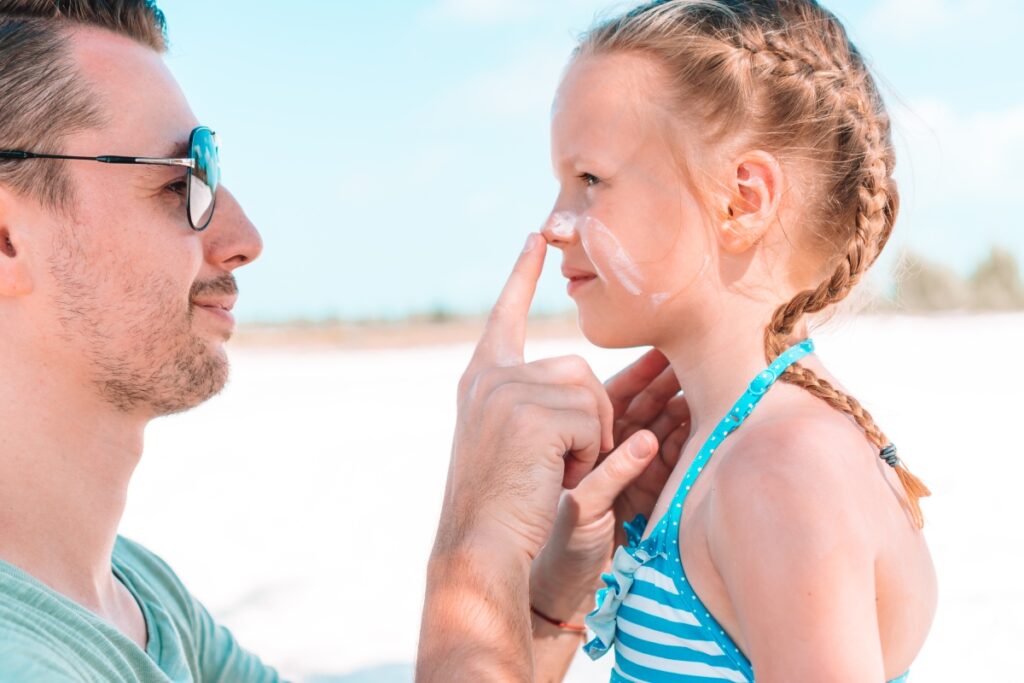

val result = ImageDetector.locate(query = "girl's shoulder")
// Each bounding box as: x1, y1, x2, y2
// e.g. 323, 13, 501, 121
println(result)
707, 394, 885, 544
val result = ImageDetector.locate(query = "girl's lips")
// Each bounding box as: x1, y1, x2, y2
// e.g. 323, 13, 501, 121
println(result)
566, 274, 597, 296
562, 264, 598, 297
561, 264, 595, 279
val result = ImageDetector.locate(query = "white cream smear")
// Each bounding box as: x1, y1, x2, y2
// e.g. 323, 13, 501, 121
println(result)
547, 210, 713, 307
548, 211, 647, 295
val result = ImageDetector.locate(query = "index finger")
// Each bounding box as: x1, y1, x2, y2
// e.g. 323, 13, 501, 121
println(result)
472, 233, 547, 367
605, 348, 672, 416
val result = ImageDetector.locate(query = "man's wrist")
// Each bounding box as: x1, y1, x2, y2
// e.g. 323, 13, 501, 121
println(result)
419, 528, 535, 682
430, 523, 533, 578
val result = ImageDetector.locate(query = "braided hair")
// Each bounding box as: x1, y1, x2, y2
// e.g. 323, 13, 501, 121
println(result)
578, 0, 930, 527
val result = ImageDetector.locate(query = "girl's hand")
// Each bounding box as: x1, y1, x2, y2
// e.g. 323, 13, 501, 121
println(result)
530, 350, 690, 624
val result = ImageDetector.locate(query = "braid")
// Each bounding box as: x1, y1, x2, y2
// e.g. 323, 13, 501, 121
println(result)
753, 29, 930, 527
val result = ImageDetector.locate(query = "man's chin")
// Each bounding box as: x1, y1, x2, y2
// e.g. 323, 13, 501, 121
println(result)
203, 331, 232, 353
148, 342, 230, 417
155, 375, 228, 417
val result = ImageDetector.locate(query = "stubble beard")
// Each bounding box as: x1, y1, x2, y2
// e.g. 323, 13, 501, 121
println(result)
50, 237, 229, 417
94, 301, 229, 416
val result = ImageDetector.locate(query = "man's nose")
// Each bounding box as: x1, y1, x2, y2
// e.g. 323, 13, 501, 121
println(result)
540, 211, 581, 250
201, 186, 263, 271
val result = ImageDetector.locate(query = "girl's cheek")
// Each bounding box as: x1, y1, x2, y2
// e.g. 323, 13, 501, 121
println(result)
546, 211, 710, 308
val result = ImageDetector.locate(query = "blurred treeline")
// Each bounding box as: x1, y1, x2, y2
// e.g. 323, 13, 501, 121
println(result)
888, 245, 1024, 312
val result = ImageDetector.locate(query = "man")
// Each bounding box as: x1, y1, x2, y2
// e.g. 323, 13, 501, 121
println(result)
0, 2, 687, 681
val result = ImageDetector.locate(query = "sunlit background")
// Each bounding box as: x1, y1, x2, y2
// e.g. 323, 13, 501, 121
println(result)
160, 0, 1024, 323
117, 1, 1024, 682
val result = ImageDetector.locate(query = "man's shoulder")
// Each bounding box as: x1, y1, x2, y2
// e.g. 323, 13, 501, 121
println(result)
0, 645, 78, 682
113, 534, 181, 581
113, 535, 198, 628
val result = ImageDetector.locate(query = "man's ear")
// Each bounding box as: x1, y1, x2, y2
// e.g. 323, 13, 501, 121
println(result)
716, 150, 785, 254
0, 187, 36, 298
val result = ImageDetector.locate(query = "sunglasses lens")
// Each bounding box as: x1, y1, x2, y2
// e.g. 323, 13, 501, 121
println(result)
188, 128, 219, 230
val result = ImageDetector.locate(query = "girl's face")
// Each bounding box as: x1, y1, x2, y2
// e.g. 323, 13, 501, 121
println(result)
544, 53, 719, 348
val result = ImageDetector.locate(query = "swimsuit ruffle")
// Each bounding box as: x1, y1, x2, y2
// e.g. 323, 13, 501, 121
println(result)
583, 513, 668, 659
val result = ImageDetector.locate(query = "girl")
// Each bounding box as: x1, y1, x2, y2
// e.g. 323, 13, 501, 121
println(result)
533, 1, 937, 681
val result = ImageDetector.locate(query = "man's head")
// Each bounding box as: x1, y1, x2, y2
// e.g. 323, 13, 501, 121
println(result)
0, 1, 263, 418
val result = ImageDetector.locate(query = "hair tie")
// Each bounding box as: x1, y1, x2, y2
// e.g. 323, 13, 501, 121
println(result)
879, 443, 900, 468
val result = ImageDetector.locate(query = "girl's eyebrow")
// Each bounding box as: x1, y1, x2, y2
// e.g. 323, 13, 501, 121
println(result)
555, 152, 601, 169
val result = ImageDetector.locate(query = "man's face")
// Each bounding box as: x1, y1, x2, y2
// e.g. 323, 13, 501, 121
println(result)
15, 27, 263, 417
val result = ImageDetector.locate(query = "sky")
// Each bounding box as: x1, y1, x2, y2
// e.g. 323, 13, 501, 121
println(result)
157, 0, 1024, 323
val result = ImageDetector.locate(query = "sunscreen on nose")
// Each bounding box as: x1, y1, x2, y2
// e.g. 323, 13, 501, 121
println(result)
547, 211, 579, 240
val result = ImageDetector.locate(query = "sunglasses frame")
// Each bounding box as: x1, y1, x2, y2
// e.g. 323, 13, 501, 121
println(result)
0, 125, 219, 231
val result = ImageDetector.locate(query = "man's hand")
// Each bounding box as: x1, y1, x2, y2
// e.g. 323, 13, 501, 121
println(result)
530, 349, 691, 631
435, 232, 620, 562
417, 234, 665, 682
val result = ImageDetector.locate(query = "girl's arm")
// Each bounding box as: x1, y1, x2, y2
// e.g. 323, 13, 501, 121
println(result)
531, 613, 587, 683
707, 420, 887, 683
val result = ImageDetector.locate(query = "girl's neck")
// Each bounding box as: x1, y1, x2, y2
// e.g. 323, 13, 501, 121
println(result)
657, 307, 810, 440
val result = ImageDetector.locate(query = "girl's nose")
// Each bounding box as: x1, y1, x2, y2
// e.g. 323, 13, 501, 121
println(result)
540, 211, 580, 249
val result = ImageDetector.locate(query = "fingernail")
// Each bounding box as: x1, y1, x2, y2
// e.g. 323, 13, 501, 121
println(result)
628, 432, 654, 459
522, 233, 538, 253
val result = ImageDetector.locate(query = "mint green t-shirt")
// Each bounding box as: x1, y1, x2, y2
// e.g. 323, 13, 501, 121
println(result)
0, 535, 287, 682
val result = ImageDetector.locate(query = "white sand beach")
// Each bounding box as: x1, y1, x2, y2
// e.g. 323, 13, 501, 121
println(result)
119, 312, 1023, 682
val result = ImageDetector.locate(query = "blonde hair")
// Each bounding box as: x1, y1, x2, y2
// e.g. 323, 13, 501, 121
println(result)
577, 0, 930, 526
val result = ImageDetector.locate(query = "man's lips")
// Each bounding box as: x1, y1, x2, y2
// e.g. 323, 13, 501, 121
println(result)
192, 296, 237, 313
192, 296, 237, 326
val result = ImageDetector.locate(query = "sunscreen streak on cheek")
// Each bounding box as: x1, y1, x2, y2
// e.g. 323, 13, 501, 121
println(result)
578, 216, 644, 295
547, 211, 701, 307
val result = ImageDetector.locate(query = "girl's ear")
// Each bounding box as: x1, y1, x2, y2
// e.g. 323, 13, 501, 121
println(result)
0, 188, 36, 298
717, 150, 785, 254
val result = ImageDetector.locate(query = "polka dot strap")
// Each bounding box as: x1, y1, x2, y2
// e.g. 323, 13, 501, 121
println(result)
666, 338, 816, 517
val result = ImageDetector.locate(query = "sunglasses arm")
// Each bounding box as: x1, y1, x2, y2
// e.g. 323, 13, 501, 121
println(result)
101, 156, 196, 169
0, 151, 196, 169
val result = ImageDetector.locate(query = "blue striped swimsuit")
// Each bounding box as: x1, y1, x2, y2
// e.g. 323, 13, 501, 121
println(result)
583, 338, 910, 683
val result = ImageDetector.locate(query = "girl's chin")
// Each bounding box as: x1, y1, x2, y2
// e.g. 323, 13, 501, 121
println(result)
575, 307, 652, 349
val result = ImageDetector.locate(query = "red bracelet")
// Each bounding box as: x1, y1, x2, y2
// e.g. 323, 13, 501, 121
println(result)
530, 604, 587, 634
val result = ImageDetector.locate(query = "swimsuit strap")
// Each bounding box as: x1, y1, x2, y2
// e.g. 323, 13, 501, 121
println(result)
666, 338, 816, 519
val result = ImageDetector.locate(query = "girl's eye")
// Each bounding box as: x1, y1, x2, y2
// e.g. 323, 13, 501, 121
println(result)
165, 180, 188, 197
578, 172, 601, 187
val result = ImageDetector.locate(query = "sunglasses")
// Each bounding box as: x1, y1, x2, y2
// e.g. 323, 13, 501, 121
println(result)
0, 126, 220, 231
